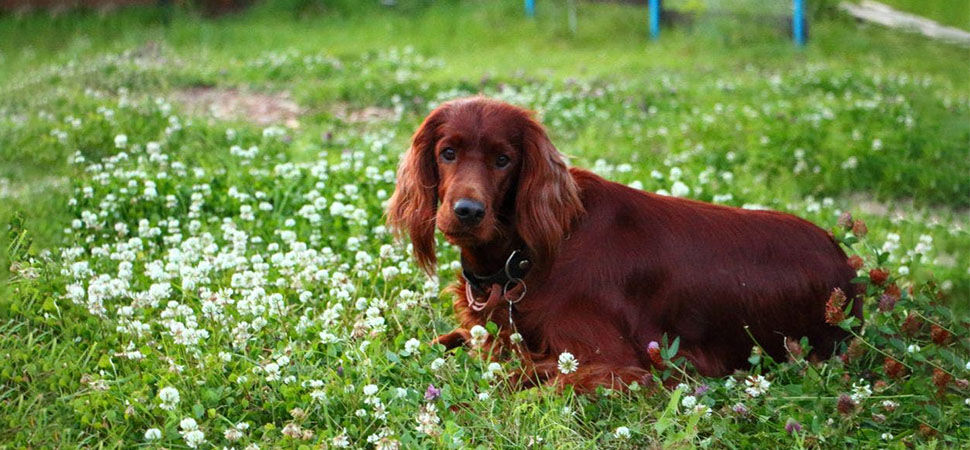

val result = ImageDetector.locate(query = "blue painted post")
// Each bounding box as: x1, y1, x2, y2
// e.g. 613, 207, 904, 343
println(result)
649, 0, 660, 40
793, 0, 805, 46
525, 0, 535, 18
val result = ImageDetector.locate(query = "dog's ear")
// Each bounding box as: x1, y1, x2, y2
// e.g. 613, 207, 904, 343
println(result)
387, 106, 447, 275
515, 114, 584, 269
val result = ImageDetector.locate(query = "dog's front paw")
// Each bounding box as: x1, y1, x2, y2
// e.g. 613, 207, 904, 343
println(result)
431, 328, 471, 350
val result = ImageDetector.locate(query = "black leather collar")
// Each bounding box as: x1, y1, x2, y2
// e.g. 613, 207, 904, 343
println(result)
461, 249, 531, 296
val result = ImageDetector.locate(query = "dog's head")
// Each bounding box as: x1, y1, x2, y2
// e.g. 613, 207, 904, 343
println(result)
387, 97, 583, 274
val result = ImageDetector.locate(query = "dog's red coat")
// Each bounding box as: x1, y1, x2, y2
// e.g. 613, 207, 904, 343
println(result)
388, 97, 862, 391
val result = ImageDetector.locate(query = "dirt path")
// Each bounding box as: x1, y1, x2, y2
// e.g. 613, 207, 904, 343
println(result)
840, 1, 970, 47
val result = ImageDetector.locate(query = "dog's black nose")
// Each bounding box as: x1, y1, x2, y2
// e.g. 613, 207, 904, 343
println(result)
453, 198, 485, 225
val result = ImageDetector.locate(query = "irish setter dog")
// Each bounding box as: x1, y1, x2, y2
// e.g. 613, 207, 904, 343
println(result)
388, 96, 862, 391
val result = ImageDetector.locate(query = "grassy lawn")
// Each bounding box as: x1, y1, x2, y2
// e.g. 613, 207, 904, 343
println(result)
1, 1, 968, 447
877, 0, 970, 31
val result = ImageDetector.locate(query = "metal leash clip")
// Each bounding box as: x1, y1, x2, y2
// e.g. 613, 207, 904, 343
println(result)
502, 250, 528, 304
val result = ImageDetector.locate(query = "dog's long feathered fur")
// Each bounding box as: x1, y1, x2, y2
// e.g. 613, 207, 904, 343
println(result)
388, 97, 862, 391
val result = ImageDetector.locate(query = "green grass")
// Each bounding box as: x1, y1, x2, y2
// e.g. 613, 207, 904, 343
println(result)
1, 1, 968, 447
877, 0, 970, 31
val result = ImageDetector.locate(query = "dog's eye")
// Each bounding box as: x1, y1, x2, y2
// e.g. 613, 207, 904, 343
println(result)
496, 155, 510, 168
441, 148, 456, 162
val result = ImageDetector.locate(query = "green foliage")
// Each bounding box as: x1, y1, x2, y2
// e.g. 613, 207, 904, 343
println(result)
877, 0, 970, 31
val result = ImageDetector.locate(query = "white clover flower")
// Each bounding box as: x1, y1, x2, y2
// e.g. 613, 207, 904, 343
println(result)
263, 126, 285, 139
557, 351, 578, 374
332, 431, 351, 448
478, 392, 490, 401
914, 234, 933, 255
180, 417, 198, 431
144, 428, 162, 441
744, 375, 771, 397
114, 134, 128, 149
907, 344, 921, 353
158, 386, 180, 410
965, 361, 970, 371
482, 362, 503, 380
355, 250, 373, 266
379, 244, 395, 259
681, 395, 697, 409
415, 403, 441, 436
693, 404, 712, 417
263, 362, 281, 381
469, 325, 488, 346
882, 233, 901, 254
670, 181, 690, 197
713, 193, 733, 203
182, 429, 206, 448
320, 331, 339, 344
282, 423, 302, 439
430, 358, 445, 371
469, 325, 487, 338
724, 377, 737, 389
840, 156, 859, 170
742, 203, 769, 210
614, 426, 631, 440
881, 432, 893, 440
363, 384, 379, 396
732, 402, 749, 415
403, 338, 420, 356
224, 427, 243, 441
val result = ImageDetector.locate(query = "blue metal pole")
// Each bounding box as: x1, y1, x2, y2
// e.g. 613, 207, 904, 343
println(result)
793, 0, 805, 46
649, 0, 660, 40
525, 0, 535, 18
